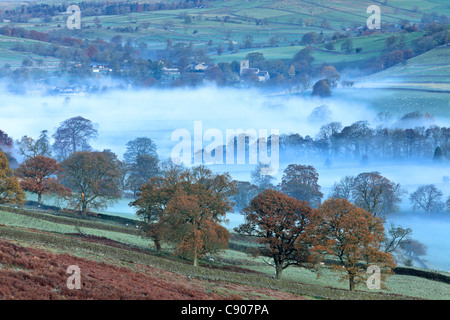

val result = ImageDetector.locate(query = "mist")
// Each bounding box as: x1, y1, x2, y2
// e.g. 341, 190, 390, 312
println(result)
2, 84, 450, 272
1, 85, 377, 162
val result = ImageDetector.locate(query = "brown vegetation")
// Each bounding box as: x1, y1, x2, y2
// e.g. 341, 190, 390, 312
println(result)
0, 239, 306, 300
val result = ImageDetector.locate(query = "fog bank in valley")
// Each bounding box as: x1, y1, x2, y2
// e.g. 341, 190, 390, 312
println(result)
2, 85, 450, 271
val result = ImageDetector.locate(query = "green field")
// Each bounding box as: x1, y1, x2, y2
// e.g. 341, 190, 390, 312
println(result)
358, 45, 450, 92
0, 0, 446, 77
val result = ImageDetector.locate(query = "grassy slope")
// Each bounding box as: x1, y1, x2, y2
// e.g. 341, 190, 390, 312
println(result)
337, 45, 450, 118
357, 45, 450, 91
0, 206, 448, 300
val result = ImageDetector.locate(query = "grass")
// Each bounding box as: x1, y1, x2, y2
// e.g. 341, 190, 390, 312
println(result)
358, 46, 450, 91
0, 205, 448, 300
0, 210, 151, 249
219, 249, 450, 300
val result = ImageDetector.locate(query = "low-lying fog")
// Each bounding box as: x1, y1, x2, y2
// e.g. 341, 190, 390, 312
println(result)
2, 85, 450, 271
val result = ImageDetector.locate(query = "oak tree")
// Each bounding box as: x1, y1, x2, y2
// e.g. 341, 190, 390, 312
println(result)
52, 116, 98, 161
0, 151, 25, 205
281, 164, 323, 208
60, 151, 121, 215
236, 189, 314, 279
15, 155, 70, 203
352, 172, 405, 218
312, 198, 395, 291
132, 166, 236, 265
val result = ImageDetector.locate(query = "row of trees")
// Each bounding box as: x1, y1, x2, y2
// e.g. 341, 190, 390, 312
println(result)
280, 116, 450, 162
129, 162, 401, 291
0, 138, 429, 291
0, 116, 163, 214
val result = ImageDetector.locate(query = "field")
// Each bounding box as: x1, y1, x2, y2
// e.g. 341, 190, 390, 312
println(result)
0, 204, 449, 300
357, 45, 450, 92
0, 0, 448, 65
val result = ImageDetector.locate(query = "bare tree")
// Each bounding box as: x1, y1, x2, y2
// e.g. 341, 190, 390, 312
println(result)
124, 137, 158, 164
352, 172, 406, 218
410, 184, 445, 213
383, 223, 412, 253
52, 116, 98, 161
18, 130, 52, 158
329, 175, 355, 200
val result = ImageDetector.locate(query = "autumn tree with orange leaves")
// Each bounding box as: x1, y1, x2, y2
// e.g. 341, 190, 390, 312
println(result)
15, 155, 71, 203
132, 165, 236, 266
0, 151, 25, 205
130, 167, 182, 253
235, 189, 315, 280
311, 198, 395, 291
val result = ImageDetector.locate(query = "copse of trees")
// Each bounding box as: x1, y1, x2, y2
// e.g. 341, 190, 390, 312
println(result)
279, 118, 450, 162
330, 171, 406, 219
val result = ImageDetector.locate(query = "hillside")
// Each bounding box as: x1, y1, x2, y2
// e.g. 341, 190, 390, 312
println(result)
356, 44, 450, 92
0, 205, 449, 300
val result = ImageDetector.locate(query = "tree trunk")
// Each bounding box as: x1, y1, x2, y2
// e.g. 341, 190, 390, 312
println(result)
193, 245, 198, 267
275, 262, 283, 280
37, 193, 42, 204
349, 274, 355, 291
81, 200, 87, 216
81, 193, 87, 216
154, 238, 161, 253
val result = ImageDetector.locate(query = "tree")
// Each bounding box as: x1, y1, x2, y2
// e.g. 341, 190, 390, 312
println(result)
383, 223, 412, 254
242, 35, 254, 49
127, 154, 160, 197
409, 184, 445, 213
235, 189, 314, 279
231, 180, 259, 212
17, 130, 52, 158
0, 130, 18, 169
352, 172, 405, 218
123, 137, 158, 164
319, 65, 340, 88
400, 239, 427, 258
0, 151, 25, 205
341, 39, 353, 53
251, 163, 275, 192
281, 164, 323, 208
132, 166, 236, 265
60, 151, 121, 216
15, 155, 70, 203
301, 32, 319, 45
312, 79, 331, 97
312, 198, 395, 291
52, 116, 98, 161
130, 169, 180, 253
329, 176, 355, 200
